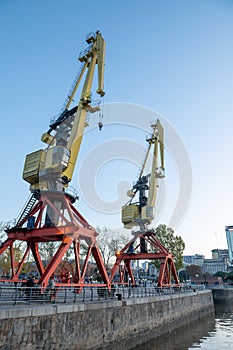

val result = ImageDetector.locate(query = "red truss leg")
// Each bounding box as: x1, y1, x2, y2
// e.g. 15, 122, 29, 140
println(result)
0, 191, 179, 289
0, 191, 111, 288
110, 230, 179, 287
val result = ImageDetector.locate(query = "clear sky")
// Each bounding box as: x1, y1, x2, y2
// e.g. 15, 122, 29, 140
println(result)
0, 0, 233, 258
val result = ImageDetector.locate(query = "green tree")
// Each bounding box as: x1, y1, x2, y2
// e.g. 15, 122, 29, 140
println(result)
0, 240, 27, 276
39, 242, 58, 264
225, 271, 233, 283
152, 224, 185, 271
213, 271, 226, 278
178, 269, 187, 282
96, 226, 128, 271
186, 264, 203, 278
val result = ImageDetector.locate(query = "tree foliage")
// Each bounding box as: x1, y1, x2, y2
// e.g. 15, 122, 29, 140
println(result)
96, 226, 128, 271
152, 224, 185, 271
213, 271, 227, 278
186, 264, 203, 278
178, 269, 187, 282
38, 242, 58, 264
0, 240, 27, 276
224, 271, 233, 282
0, 227, 34, 276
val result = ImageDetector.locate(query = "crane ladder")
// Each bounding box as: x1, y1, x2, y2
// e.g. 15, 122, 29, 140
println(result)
15, 193, 37, 228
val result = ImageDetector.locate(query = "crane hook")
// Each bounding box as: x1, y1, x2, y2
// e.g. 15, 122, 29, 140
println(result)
98, 111, 103, 130
98, 121, 103, 130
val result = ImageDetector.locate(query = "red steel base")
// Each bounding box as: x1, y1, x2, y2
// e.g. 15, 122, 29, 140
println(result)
0, 192, 179, 289
0, 191, 110, 289
110, 230, 179, 287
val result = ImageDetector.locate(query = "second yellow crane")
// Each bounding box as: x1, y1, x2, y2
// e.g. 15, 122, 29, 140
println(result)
122, 119, 165, 230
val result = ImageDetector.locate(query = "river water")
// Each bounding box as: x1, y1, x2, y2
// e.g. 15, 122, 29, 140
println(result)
133, 304, 233, 350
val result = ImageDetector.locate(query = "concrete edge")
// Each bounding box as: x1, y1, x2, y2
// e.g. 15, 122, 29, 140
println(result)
0, 290, 212, 319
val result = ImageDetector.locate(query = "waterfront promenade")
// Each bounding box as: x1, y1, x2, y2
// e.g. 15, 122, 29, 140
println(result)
0, 283, 202, 306
0, 284, 214, 350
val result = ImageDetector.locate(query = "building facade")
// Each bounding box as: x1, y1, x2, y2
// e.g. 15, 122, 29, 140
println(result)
225, 226, 233, 262
202, 258, 228, 275
183, 252, 229, 275
183, 254, 205, 266
211, 248, 229, 260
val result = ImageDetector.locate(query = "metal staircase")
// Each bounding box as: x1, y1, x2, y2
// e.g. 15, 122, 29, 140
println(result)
15, 193, 37, 228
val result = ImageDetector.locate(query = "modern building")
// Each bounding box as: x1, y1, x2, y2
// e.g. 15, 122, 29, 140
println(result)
225, 226, 233, 262
183, 252, 229, 275
183, 255, 194, 265
141, 261, 149, 272
202, 258, 228, 275
183, 254, 205, 266
148, 263, 157, 277
211, 248, 228, 260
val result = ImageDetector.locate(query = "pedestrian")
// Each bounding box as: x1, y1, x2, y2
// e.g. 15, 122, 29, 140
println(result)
49, 278, 56, 301
25, 275, 34, 299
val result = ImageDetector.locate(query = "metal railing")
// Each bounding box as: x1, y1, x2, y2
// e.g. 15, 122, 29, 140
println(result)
0, 283, 205, 306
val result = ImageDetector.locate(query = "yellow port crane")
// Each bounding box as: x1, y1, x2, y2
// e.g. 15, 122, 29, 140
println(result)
122, 119, 165, 230
22, 30, 106, 194
110, 120, 179, 286
0, 31, 110, 288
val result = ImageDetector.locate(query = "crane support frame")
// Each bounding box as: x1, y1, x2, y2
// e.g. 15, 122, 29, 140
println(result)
0, 201, 179, 288
0, 192, 111, 289
110, 230, 179, 287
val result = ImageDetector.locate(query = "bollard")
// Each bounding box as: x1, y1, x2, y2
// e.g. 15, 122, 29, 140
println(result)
117, 293, 122, 301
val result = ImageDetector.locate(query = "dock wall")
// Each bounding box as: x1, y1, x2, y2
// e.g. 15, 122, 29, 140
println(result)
212, 287, 233, 303
0, 290, 214, 350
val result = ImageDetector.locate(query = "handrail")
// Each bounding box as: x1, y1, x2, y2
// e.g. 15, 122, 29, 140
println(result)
0, 284, 206, 306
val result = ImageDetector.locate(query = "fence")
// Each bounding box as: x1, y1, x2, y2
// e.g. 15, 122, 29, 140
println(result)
0, 283, 205, 306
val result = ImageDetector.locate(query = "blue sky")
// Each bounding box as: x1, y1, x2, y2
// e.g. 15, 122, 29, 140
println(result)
0, 0, 233, 258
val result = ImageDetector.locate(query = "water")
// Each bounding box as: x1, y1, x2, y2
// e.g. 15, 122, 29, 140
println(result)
133, 304, 233, 350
